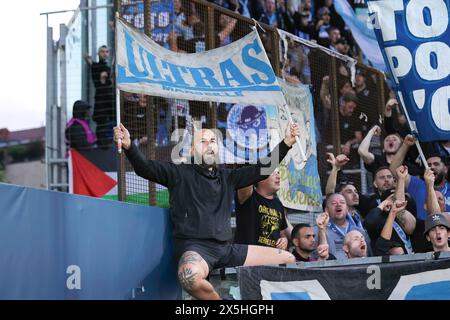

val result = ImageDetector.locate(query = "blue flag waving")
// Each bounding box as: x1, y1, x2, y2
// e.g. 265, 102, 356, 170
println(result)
367, 0, 450, 142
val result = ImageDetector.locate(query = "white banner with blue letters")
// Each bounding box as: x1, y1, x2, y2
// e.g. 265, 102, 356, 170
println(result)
116, 18, 285, 106
367, 0, 450, 142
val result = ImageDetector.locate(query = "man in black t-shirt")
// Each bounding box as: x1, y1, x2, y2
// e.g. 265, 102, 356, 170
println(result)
234, 168, 292, 250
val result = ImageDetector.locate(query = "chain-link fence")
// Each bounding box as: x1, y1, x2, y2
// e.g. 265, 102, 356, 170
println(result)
113, 0, 389, 210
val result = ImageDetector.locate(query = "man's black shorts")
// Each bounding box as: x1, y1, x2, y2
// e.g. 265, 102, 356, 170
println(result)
173, 238, 248, 272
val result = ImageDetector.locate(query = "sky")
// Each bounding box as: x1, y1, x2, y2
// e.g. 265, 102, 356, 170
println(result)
0, 0, 80, 131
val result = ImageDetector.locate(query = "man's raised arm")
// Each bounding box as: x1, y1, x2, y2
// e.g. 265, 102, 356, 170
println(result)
389, 134, 415, 188
229, 123, 299, 189
358, 125, 380, 165
114, 124, 177, 188
325, 153, 349, 195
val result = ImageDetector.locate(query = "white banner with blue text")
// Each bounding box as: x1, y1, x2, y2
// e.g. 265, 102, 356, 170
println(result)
116, 18, 285, 106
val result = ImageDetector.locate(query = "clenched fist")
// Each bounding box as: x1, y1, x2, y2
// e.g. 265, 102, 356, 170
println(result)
284, 122, 300, 147
113, 123, 131, 150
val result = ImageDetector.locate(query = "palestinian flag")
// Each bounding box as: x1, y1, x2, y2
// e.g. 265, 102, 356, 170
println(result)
68, 148, 169, 207
68, 149, 117, 197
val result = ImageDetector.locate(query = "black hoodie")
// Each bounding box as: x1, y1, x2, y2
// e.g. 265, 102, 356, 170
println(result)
125, 140, 292, 241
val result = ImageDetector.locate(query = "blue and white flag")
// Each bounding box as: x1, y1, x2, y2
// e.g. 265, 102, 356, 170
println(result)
334, 0, 386, 71
367, 0, 450, 142
239, 259, 450, 300
116, 18, 285, 106
150, 0, 174, 48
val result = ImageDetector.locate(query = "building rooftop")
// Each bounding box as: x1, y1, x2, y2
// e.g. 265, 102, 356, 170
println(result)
0, 127, 45, 143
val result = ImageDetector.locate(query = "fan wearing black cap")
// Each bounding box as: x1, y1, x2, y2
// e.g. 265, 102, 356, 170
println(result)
65, 100, 97, 150
424, 213, 450, 253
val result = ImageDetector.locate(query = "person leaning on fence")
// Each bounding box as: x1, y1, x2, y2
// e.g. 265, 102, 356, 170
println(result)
113, 122, 300, 300
234, 168, 293, 250
314, 193, 372, 260
291, 212, 336, 262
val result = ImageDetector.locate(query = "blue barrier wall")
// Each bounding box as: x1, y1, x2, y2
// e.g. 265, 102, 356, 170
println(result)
0, 183, 181, 300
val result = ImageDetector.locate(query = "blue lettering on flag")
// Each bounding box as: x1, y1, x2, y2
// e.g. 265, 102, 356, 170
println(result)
367, 0, 450, 141
118, 27, 281, 94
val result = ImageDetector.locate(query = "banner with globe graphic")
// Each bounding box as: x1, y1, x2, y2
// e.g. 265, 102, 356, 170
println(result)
222, 80, 322, 212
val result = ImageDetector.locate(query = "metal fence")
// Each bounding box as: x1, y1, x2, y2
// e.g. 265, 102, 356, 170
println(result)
113, 0, 389, 210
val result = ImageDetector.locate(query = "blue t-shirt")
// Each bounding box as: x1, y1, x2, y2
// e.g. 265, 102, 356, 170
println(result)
407, 175, 450, 221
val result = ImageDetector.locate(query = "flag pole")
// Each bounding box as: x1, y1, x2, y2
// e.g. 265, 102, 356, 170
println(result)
251, 25, 307, 162
396, 91, 429, 169
283, 102, 307, 162
115, 12, 122, 154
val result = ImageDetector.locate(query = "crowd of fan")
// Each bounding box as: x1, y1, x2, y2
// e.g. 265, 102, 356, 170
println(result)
287, 126, 450, 260
64, 1, 450, 260
232, 96, 450, 261
168, 0, 359, 55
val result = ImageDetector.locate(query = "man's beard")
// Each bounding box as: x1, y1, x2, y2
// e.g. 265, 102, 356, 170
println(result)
300, 246, 314, 253
435, 172, 445, 185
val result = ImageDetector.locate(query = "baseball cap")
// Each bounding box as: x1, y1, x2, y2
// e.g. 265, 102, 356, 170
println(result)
424, 213, 450, 235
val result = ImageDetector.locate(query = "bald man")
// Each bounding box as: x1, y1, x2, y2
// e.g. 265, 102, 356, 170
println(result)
343, 230, 368, 259
114, 123, 299, 300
